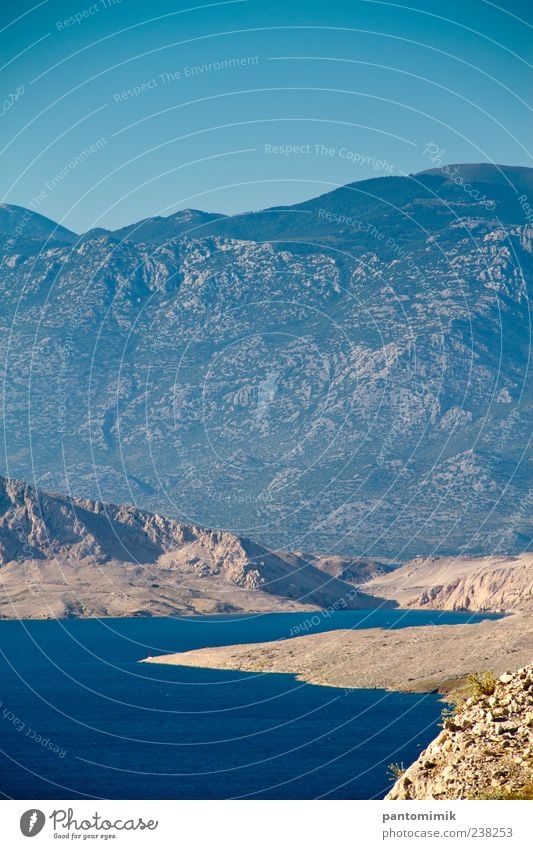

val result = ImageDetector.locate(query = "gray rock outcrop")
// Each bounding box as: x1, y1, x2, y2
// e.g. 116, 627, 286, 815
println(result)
0, 474, 382, 617
386, 666, 533, 799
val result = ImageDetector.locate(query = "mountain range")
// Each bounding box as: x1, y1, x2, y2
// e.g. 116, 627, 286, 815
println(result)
1, 163, 531, 559
0, 473, 387, 618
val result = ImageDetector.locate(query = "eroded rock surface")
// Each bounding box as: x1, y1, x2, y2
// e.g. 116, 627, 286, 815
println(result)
0, 474, 382, 617
386, 666, 533, 799
365, 554, 533, 612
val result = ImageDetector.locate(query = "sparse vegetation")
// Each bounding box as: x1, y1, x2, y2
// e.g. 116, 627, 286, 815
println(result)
440, 670, 498, 724
387, 762, 406, 781
466, 670, 497, 699
473, 782, 533, 801
439, 704, 457, 726
389, 666, 533, 800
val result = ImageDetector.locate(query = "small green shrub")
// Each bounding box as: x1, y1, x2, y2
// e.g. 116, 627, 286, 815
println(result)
439, 670, 498, 726
387, 762, 406, 781
475, 783, 533, 801
467, 671, 497, 699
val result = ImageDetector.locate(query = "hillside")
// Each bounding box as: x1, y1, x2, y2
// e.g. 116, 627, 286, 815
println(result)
0, 475, 381, 618
0, 203, 76, 254
1, 164, 532, 557
386, 666, 533, 800
141, 549, 533, 692
363, 553, 533, 611
142, 613, 533, 695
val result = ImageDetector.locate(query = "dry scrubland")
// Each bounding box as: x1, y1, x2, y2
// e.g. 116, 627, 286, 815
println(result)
143, 554, 533, 695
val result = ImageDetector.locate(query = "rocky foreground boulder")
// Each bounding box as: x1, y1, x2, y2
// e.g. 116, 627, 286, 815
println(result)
386, 666, 533, 799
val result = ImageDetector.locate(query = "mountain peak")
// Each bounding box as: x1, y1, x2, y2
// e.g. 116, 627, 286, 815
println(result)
0, 203, 77, 253
110, 208, 227, 246
416, 162, 533, 193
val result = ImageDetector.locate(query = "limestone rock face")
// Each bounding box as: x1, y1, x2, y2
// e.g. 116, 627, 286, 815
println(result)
364, 553, 533, 612
1, 167, 532, 559
386, 666, 533, 799
0, 474, 382, 617
413, 562, 533, 611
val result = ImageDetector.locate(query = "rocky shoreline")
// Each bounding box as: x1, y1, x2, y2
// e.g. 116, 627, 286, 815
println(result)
386, 666, 533, 799
141, 611, 532, 695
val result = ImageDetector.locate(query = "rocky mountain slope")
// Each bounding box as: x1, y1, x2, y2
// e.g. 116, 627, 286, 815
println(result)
142, 549, 533, 692
0, 203, 76, 254
386, 666, 533, 800
0, 475, 382, 618
1, 164, 532, 557
364, 553, 533, 611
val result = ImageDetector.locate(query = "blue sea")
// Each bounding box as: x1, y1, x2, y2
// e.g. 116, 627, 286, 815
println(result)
0, 610, 497, 799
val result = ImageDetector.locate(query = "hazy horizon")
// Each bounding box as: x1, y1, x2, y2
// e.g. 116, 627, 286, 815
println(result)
1, 0, 531, 232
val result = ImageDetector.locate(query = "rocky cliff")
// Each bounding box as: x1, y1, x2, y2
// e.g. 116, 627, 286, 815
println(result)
364, 553, 533, 612
386, 666, 533, 799
2, 165, 532, 559
0, 474, 382, 617
413, 560, 533, 612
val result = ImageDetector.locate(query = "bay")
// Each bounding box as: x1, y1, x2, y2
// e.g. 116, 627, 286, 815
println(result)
0, 610, 497, 799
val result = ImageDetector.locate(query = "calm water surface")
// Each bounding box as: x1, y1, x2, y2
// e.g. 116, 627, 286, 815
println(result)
0, 610, 498, 799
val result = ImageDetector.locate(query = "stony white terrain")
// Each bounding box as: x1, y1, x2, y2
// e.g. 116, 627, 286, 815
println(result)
386, 666, 533, 799
0, 475, 383, 617
364, 553, 533, 611
1, 165, 531, 558
142, 613, 532, 694
141, 551, 532, 692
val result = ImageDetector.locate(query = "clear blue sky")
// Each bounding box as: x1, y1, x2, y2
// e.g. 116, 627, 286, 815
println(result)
1, 0, 531, 233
